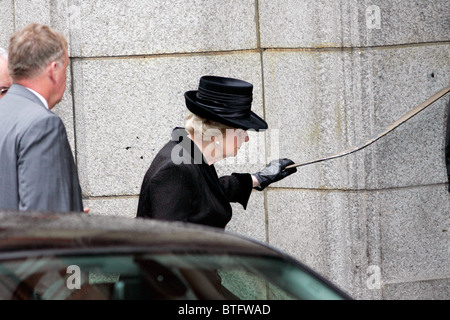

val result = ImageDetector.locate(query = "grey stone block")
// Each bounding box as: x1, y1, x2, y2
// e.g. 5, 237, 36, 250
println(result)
356, 0, 450, 46
376, 185, 450, 284
263, 44, 450, 190
266, 185, 450, 299
259, 0, 346, 48
0, 2, 14, 49
259, 0, 450, 48
83, 197, 139, 218
263, 49, 358, 190
73, 52, 263, 196
14, 0, 52, 29
265, 189, 374, 298
361, 45, 450, 189
13, 0, 80, 56
67, 0, 257, 57
226, 191, 266, 243
383, 278, 450, 300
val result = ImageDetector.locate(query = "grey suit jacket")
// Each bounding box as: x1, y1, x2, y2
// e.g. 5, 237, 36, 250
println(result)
0, 84, 83, 212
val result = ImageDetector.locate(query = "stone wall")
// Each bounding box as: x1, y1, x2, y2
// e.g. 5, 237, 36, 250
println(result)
1, 0, 449, 299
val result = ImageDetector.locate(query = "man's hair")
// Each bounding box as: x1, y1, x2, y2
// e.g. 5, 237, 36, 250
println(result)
8, 23, 67, 81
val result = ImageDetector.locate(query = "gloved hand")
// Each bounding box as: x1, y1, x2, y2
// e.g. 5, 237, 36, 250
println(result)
253, 158, 297, 191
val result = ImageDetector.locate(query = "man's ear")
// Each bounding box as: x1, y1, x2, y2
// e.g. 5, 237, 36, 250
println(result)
47, 61, 60, 83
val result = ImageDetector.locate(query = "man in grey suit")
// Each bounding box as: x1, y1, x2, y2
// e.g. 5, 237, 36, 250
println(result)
0, 23, 84, 212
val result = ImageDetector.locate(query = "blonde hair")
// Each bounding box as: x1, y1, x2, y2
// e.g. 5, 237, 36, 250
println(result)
185, 111, 233, 141
8, 23, 67, 81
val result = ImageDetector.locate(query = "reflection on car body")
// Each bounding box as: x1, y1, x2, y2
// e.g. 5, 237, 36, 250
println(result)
0, 211, 352, 300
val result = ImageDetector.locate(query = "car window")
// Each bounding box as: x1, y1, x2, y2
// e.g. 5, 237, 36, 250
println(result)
0, 253, 345, 300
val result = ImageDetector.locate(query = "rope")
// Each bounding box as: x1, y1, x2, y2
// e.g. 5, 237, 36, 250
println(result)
286, 86, 450, 169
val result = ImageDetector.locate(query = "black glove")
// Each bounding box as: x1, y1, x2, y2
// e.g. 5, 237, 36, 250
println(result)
253, 158, 297, 191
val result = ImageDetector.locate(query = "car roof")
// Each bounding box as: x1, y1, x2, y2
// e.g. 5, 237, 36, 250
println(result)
0, 211, 277, 258
0, 211, 353, 299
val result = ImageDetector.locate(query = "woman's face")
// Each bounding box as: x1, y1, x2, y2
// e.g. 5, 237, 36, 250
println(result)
220, 128, 249, 158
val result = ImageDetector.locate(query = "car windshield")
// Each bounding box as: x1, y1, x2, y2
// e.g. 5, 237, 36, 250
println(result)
0, 253, 344, 300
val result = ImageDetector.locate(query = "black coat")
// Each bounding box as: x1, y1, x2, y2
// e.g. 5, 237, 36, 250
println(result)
137, 128, 253, 228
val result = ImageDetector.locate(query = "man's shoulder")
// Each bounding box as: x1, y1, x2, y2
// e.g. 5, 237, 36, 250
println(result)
2, 84, 48, 109
1, 99, 59, 132
14, 102, 58, 127
1, 91, 48, 114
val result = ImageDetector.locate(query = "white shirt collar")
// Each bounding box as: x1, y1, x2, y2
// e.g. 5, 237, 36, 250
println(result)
25, 87, 49, 109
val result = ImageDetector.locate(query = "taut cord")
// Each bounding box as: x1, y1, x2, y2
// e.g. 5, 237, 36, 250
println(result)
286, 86, 450, 170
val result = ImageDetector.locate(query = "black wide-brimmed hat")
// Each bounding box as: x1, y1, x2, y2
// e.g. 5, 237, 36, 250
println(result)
184, 76, 268, 131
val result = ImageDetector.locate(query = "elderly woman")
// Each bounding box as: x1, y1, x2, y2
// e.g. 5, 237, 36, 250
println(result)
137, 76, 296, 228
